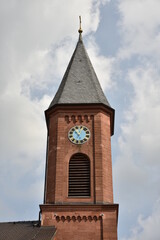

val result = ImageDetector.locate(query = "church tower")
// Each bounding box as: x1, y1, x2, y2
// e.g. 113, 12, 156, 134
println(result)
40, 23, 118, 240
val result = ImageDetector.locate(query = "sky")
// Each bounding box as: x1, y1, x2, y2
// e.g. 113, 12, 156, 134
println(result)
0, 0, 160, 239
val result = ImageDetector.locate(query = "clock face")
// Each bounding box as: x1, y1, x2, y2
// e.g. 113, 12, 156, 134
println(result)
68, 125, 90, 144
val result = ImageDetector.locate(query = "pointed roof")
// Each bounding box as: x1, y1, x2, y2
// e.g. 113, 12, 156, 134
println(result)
49, 34, 110, 109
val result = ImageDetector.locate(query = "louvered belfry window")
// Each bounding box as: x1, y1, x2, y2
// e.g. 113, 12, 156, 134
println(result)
68, 153, 90, 197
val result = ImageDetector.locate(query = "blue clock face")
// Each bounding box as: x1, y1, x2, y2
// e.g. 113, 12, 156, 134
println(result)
68, 125, 90, 144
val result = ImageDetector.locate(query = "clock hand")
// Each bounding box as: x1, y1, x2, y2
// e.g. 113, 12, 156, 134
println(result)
75, 129, 80, 135
79, 127, 83, 134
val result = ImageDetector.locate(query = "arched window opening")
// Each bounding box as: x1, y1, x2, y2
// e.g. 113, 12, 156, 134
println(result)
68, 153, 90, 197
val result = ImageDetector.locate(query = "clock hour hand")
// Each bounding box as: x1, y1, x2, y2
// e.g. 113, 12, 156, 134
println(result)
75, 129, 80, 135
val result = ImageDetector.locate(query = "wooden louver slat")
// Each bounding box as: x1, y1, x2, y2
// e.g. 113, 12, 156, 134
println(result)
68, 153, 90, 197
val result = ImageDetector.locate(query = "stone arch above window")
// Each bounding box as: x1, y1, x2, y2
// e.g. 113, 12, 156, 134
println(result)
68, 153, 90, 197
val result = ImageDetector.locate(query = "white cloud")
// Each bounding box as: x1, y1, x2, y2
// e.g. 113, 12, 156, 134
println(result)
121, 66, 160, 166
114, 65, 160, 239
122, 199, 160, 240
118, 0, 160, 59
114, 56, 160, 240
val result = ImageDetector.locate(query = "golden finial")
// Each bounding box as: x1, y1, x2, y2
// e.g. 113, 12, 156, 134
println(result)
78, 16, 83, 35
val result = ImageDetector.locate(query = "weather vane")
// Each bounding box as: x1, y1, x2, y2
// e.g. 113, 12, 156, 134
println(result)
78, 16, 83, 34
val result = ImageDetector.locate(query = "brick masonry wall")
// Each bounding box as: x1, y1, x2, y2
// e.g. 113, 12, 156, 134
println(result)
45, 105, 114, 204
94, 112, 113, 203
40, 204, 118, 240
42, 105, 118, 239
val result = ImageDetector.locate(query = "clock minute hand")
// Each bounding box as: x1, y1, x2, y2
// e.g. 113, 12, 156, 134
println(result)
79, 127, 83, 134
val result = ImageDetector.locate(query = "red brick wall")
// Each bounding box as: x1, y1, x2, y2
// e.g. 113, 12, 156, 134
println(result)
42, 105, 118, 240
94, 112, 113, 203
40, 204, 118, 240
45, 105, 113, 204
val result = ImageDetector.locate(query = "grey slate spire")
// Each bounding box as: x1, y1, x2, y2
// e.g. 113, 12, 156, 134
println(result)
49, 33, 110, 109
